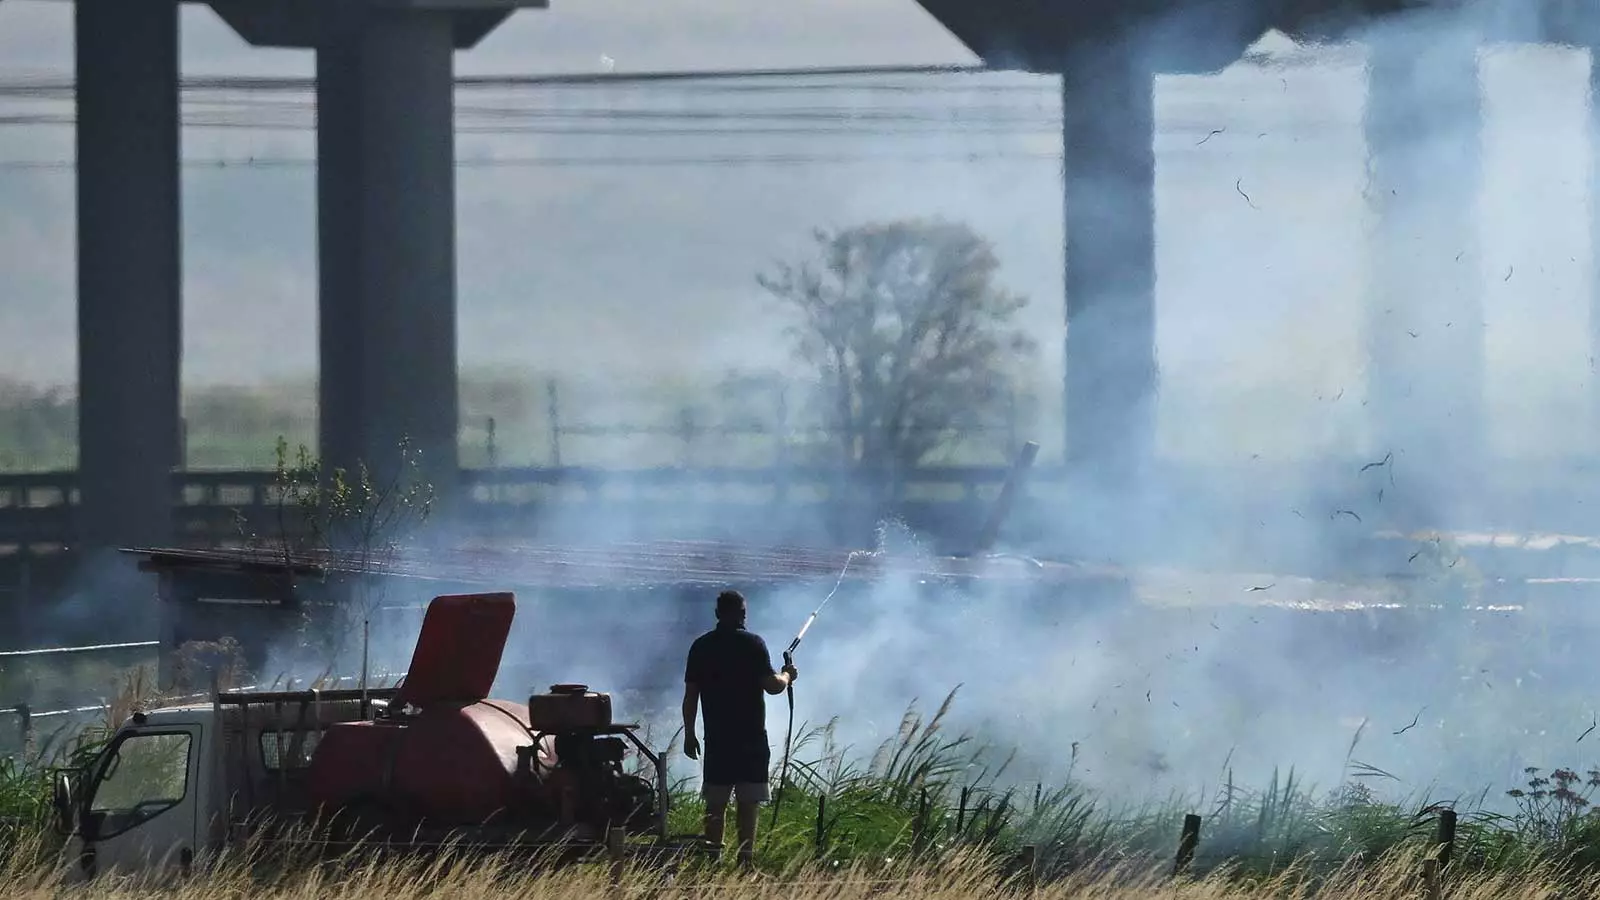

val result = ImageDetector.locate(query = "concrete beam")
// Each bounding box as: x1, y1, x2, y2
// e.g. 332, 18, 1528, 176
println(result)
909, 0, 1274, 75
1592, 48, 1600, 462
208, 0, 537, 50
1060, 46, 1159, 490
75, 0, 182, 551
1362, 36, 1485, 524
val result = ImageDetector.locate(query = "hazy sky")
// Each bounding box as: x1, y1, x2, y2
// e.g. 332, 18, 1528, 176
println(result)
0, 0, 1595, 459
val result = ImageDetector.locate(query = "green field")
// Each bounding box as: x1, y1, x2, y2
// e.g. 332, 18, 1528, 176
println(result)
0, 368, 1043, 473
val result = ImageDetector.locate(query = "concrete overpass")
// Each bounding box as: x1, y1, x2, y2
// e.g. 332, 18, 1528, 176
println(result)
46, 0, 1600, 555
63, 0, 546, 555
911, 0, 1600, 521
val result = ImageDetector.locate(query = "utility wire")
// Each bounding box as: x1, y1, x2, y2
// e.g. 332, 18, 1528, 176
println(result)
0, 150, 1071, 170
0, 43, 1346, 94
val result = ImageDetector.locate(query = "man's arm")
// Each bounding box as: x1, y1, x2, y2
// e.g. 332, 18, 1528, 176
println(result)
754, 636, 796, 695
683, 641, 703, 758
682, 681, 699, 733
762, 670, 793, 695
682, 681, 701, 759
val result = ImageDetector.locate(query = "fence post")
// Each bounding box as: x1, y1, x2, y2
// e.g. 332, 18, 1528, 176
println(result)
1435, 808, 1457, 871
1173, 813, 1201, 877
9, 703, 31, 752
607, 825, 626, 886
1422, 857, 1441, 900
912, 787, 929, 858
956, 785, 970, 840
815, 794, 827, 859
545, 379, 563, 467
1020, 844, 1038, 889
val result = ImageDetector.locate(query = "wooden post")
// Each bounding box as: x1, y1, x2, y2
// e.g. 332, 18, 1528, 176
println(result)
1020, 844, 1038, 888
1422, 857, 1441, 900
14, 703, 30, 749
545, 379, 562, 466
1436, 808, 1457, 870
815, 794, 827, 859
973, 441, 1040, 554
912, 787, 929, 857
607, 826, 626, 886
1173, 813, 1201, 877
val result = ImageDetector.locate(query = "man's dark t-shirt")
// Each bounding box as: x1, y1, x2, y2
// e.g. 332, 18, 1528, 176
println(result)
685, 622, 778, 785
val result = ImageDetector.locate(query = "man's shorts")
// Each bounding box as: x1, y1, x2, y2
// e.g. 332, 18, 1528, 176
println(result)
702, 781, 770, 805
701, 730, 771, 805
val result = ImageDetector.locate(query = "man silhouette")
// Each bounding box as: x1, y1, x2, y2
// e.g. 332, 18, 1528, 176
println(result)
682, 589, 798, 868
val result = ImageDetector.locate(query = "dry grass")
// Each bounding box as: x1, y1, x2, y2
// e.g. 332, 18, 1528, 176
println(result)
0, 836, 1588, 900
10, 680, 1600, 898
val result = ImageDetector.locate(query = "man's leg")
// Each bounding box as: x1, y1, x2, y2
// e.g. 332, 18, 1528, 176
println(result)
732, 781, 771, 869
734, 799, 761, 868
701, 783, 732, 849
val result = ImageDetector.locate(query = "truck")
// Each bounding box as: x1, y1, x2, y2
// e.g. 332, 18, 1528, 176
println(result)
46, 590, 696, 881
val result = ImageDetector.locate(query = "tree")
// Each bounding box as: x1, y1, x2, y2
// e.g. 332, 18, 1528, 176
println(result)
757, 218, 1035, 472
235, 436, 435, 672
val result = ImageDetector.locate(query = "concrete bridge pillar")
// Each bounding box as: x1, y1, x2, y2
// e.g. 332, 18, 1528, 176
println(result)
1592, 49, 1600, 465
74, 0, 183, 552
1362, 36, 1486, 525
1060, 45, 1159, 492
209, 0, 540, 504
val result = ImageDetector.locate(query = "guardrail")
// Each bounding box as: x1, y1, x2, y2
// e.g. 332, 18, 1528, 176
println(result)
0, 640, 159, 660
0, 461, 1596, 550
0, 701, 110, 747
0, 641, 164, 754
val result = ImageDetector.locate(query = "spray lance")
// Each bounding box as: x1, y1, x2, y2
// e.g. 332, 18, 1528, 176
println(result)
769, 551, 869, 830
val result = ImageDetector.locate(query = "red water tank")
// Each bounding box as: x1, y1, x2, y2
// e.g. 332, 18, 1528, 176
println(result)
306, 699, 545, 826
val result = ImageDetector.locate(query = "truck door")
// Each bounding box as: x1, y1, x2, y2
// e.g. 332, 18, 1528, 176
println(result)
77, 726, 200, 878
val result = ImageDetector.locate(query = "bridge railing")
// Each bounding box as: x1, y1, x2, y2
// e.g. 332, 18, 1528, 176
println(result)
0, 461, 1598, 550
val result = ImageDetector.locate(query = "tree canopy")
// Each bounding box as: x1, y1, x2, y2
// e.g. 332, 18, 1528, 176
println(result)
758, 218, 1035, 472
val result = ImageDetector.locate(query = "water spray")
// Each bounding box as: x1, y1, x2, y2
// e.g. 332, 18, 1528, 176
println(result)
767, 441, 1037, 831
770, 549, 874, 830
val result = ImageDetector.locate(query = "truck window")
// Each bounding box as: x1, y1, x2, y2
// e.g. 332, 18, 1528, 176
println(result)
259, 729, 324, 771
87, 732, 191, 838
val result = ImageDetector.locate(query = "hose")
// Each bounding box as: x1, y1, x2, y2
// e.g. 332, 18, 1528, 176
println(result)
769, 650, 797, 832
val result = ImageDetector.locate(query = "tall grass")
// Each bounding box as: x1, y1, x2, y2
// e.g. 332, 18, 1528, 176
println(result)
12, 683, 1600, 893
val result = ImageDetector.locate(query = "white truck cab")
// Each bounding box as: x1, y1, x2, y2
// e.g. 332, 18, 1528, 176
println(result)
53, 688, 393, 881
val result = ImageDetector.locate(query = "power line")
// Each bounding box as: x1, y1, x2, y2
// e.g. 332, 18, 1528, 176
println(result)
0, 150, 1070, 170
0, 64, 1001, 96
0, 45, 1358, 97
0, 105, 1343, 135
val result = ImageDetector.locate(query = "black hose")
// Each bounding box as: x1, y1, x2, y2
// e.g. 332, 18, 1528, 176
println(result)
769, 652, 797, 833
